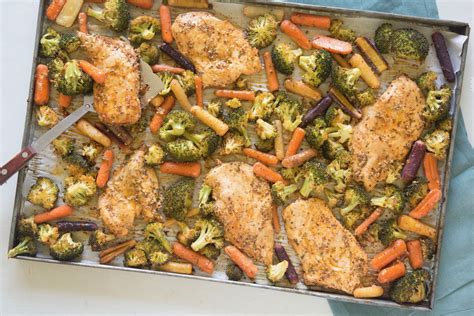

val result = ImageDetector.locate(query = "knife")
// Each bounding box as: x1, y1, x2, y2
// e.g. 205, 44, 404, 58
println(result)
0, 60, 163, 185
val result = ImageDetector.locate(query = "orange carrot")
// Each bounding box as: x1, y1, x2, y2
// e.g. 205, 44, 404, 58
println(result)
79, 60, 106, 84
160, 162, 201, 178
398, 215, 437, 240
34, 205, 73, 224
423, 153, 440, 190
195, 75, 203, 107
46, 0, 66, 21
58, 93, 72, 108
263, 51, 279, 92
377, 261, 406, 284
407, 240, 424, 269
160, 4, 173, 43
253, 162, 285, 184
151, 64, 185, 74
271, 204, 281, 234
285, 127, 306, 158
85, 0, 106, 2
127, 0, 154, 9
172, 242, 214, 274
408, 189, 442, 219
311, 35, 353, 55
96, 149, 114, 188
282, 148, 317, 168
331, 53, 351, 68
280, 20, 312, 50
243, 148, 279, 166
78, 12, 88, 34
34, 64, 49, 105
150, 95, 176, 133
290, 12, 331, 30
215, 89, 255, 101
224, 245, 258, 279
371, 240, 407, 270
354, 208, 382, 236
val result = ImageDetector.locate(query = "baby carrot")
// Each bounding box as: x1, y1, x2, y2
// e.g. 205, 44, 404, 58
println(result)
274, 120, 285, 160
407, 240, 424, 269
160, 162, 201, 178
285, 127, 305, 158
150, 95, 176, 133
224, 245, 258, 279
243, 148, 279, 166
280, 20, 312, 50
160, 4, 173, 43
398, 215, 437, 240
195, 75, 203, 107
58, 93, 72, 108
127, 0, 154, 9
271, 204, 281, 234
354, 208, 382, 236
377, 261, 406, 284
290, 12, 331, 30
311, 35, 353, 55
370, 239, 407, 270
34, 205, 73, 224
263, 51, 279, 92
282, 148, 317, 168
79, 60, 106, 84
172, 242, 214, 274
253, 162, 285, 184
78, 12, 88, 34
331, 53, 351, 68
34, 64, 49, 105
190, 106, 229, 136
353, 285, 384, 298
215, 90, 256, 101
408, 189, 442, 219
96, 149, 114, 188
156, 261, 193, 274
284, 79, 322, 101
171, 79, 192, 112
151, 64, 185, 74
423, 153, 440, 190
46, 0, 66, 21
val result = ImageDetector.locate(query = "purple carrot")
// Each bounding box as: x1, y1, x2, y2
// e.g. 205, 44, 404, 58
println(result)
94, 122, 126, 149
328, 92, 362, 119
274, 243, 299, 284
159, 43, 196, 73
432, 32, 455, 83
57, 221, 98, 233
300, 95, 333, 128
401, 140, 426, 182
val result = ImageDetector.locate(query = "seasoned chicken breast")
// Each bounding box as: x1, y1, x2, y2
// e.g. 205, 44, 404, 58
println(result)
283, 199, 368, 294
78, 32, 141, 125
350, 76, 426, 191
204, 162, 274, 265
171, 12, 262, 88
98, 149, 160, 237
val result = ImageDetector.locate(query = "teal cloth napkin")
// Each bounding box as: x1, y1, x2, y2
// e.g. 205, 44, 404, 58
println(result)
285, 0, 474, 314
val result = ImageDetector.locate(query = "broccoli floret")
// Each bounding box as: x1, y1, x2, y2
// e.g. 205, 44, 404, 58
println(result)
222, 107, 251, 146
89, 229, 116, 251
206, 99, 223, 117
322, 139, 345, 160
437, 116, 453, 132
87, 0, 130, 32
255, 138, 274, 153
177, 70, 196, 96
137, 42, 160, 65
420, 237, 435, 261
370, 184, 405, 214
191, 218, 224, 252
48, 55, 68, 86
274, 98, 303, 132
149, 251, 171, 267
8, 236, 37, 258
37, 224, 59, 245
183, 127, 221, 158
176, 222, 200, 246
416, 72, 438, 95
64, 154, 91, 176
386, 161, 403, 184
162, 178, 194, 221
123, 248, 148, 268
198, 184, 215, 216
379, 218, 407, 246
226, 262, 243, 281
159, 110, 195, 142
144, 144, 165, 165
49, 233, 84, 261
234, 76, 249, 90
135, 239, 162, 257
325, 106, 351, 127
157, 72, 174, 96
17, 217, 39, 237
246, 14, 278, 49
298, 50, 332, 88
340, 184, 369, 216
225, 98, 241, 109
405, 177, 429, 209
423, 128, 450, 160
249, 92, 275, 121
218, 132, 246, 155
271, 182, 298, 206
271, 42, 303, 75
423, 87, 452, 123
144, 222, 172, 253
281, 168, 300, 184
305, 117, 328, 149
326, 159, 352, 193
255, 119, 277, 140
329, 19, 356, 42
326, 123, 353, 144
36, 105, 59, 128
374, 23, 393, 54
331, 66, 362, 101
341, 206, 371, 230
59, 33, 81, 54
57, 60, 93, 96
64, 175, 97, 207
324, 188, 343, 208
390, 270, 430, 304
199, 244, 221, 260
164, 138, 202, 162
128, 15, 160, 45
390, 28, 429, 61
27, 177, 59, 209
266, 260, 288, 283
39, 27, 61, 58
356, 89, 377, 107
299, 159, 329, 198
80, 142, 103, 163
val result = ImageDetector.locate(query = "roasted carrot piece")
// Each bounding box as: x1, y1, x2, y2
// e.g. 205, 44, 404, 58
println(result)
263, 51, 279, 92
195, 75, 203, 107
408, 189, 442, 219
348, 54, 380, 89
290, 12, 331, 29
160, 162, 201, 178
398, 215, 437, 240
370, 239, 407, 270
58, 93, 72, 108
78, 12, 88, 34
160, 4, 173, 43
79, 60, 106, 84
280, 20, 312, 50
282, 148, 317, 168
127, 0, 154, 9
34, 205, 73, 224
271, 204, 281, 234
224, 245, 258, 279
96, 149, 114, 188
243, 148, 279, 166
331, 53, 351, 68
407, 240, 424, 269
253, 162, 286, 184
190, 106, 229, 136
354, 208, 383, 236
150, 95, 176, 133
151, 64, 185, 74
46, 0, 66, 21
285, 127, 306, 158
172, 242, 214, 274
311, 35, 353, 55
377, 261, 406, 284
34, 64, 49, 105
423, 153, 441, 190
215, 90, 256, 101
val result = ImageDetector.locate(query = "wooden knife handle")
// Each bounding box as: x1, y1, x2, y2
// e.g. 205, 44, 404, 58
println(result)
0, 146, 37, 185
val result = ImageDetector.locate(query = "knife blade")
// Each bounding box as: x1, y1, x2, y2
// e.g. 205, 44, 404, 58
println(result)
140, 59, 164, 104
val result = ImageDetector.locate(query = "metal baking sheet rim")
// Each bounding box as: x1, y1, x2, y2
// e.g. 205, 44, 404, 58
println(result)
7, 0, 470, 311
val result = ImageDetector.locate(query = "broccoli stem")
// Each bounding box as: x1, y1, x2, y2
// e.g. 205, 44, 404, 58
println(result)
8, 239, 31, 258
299, 177, 314, 198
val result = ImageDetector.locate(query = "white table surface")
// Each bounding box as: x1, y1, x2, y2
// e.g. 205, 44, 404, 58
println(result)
0, 1, 472, 315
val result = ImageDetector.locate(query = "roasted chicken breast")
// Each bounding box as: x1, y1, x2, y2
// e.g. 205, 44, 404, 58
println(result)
171, 12, 262, 88
78, 32, 141, 125
204, 162, 274, 265
350, 76, 426, 191
283, 198, 368, 294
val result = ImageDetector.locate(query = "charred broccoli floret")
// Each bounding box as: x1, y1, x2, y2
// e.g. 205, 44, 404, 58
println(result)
322, 139, 345, 160
199, 244, 221, 260
271, 42, 302, 75
390, 28, 429, 61
191, 218, 224, 252
423, 128, 450, 160
327, 158, 352, 193
374, 23, 393, 54
379, 218, 407, 246
416, 71, 438, 95
17, 217, 38, 237
281, 167, 300, 183
299, 50, 332, 88
177, 70, 196, 96
144, 222, 172, 253
123, 248, 148, 268
218, 131, 246, 155
370, 184, 405, 214
340, 184, 369, 216
331, 66, 362, 101
36, 106, 59, 128
50, 233, 84, 261
271, 182, 298, 206
176, 222, 200, 246
48, 55, 68, 86
341, 206, 371, 230
266, 260, 288, 283
326, 123, 353, 144
89, 229, 116, 251
8, 236, 37, 258
329, 19, 356, 42
27, 177, 59, 209
162, 178, 194, 221
87, 0, 130, 32
64, 175, 97, 207
137, 42, 160, 65
64, 153, 91, 176
234, 76, 249, 90
37, 224, 59, 245
299, 160, 329, 198
386, 161, 403, 184
80, 142, 103, 163
206, 99, 223, 117
164, 138, 202, 162
157, 72, 174, 95
59, 33, 81, 54
255, 119, 276, 140
437, 116, 453, 132
405, 177, 429, 209
390, 269, 430, 304
324, 188, 343, 208
222, 107, 251, 146
246, 14, 278, 49
57, 60, 93, 96
249, 92, 275, 121
274, 97, 303, 132
198, 184, 215, 217
128, 15, 160, 45
144, 144, 165, 165
183, 127, 221, 158
325, 106, 351, 127
255, 138, 274, 153
420, 237, 435, 260
39, 27, 61, 58
356, 89, 377, 107
149, 251, 171, 267
305, 117, 328, 150
423, 87, 452, 123
225, 98, 242, 109
226, 262, 243, 281
159, 110, 195, 141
